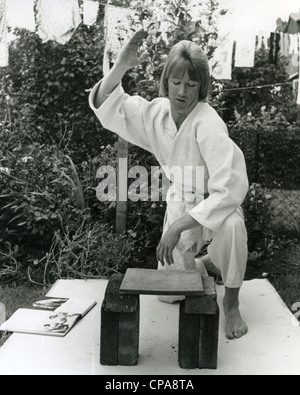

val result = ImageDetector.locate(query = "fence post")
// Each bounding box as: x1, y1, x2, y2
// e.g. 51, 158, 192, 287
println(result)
116, 136, 128, 234
0, 303, 6, 326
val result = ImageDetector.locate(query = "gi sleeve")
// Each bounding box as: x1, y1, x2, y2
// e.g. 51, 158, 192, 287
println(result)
188, 116, 249, 232
89, 80, 153, 153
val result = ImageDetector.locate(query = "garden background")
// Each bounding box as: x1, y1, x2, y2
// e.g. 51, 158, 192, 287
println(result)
0, 0, 300, 340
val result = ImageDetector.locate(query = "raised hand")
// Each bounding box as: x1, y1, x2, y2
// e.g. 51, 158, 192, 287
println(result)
94, 30, 148, 109
116, 29, 148, 70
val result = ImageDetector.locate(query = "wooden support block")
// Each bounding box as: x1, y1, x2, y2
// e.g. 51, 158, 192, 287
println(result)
198, 306, 220, 369
103, 274, 139, 313
100, 302, 119, 365
178, 277, 219, 370
178, 300, 200, 369
100, 274, 140, 366
120, 268, 204, 295
185, 277, 218, 315
118, 299, 140, 366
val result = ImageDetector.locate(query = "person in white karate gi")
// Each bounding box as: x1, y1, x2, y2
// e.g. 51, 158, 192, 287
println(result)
89, 30, 249, 340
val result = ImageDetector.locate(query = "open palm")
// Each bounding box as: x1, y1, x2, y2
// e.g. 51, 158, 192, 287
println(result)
117, 29, 148, 69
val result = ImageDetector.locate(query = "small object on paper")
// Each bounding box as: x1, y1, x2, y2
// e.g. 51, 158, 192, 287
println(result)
0, 297, 96, 337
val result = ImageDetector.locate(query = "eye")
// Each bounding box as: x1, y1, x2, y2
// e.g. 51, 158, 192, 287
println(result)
172, 80, 180, 85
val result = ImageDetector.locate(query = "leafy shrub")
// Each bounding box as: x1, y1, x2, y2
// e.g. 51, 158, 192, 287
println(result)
0, 242, 21, 284
33, 220, 140, 284
1, 20, 108, 164
0, 143, 87, 248
229, 111, 300, 188
242, 183, 275, 260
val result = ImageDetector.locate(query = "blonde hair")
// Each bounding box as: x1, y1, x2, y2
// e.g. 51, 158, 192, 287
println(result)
159, 40, 210, 102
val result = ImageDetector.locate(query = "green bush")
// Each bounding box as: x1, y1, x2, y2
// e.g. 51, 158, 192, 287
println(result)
0, 143, 87, 247
242, 183, 275, 260
229, 112, 300, 188
33, 220, 140, 284
1, 21, 108, 164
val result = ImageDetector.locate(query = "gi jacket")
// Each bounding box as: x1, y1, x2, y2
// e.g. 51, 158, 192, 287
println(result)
89, 82, 249, 253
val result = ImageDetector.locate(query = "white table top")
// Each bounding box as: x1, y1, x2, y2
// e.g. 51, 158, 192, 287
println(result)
0, 278, 299, 375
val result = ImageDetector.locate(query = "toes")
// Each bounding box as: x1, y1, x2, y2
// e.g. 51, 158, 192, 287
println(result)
225, 329, 235, 340
226, 324, 248, 339
234, 330, 243, 339
234, 325, 248, 339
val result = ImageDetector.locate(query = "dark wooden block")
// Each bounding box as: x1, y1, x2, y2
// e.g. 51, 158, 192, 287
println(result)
120, 268, 204, 295
178, 300, 200, 369
118, 299, 140, 366
185, 294, 218, 314
103, 274, 139, 313
198, 306, 220, 369
185, 276, 218, 314
100, 302, 119, 365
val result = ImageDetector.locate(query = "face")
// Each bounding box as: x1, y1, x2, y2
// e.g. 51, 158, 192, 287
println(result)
168, 71, 201, 122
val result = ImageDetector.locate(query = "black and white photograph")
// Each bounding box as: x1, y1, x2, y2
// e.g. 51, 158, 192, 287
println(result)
0, 0, 299, 378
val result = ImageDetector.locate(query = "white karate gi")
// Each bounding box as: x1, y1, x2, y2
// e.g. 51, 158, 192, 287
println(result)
89, 81, 249, 288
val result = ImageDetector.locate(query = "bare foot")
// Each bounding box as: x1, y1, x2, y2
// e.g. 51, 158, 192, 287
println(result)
223, 287, 248, 339
223, 302, 248, 339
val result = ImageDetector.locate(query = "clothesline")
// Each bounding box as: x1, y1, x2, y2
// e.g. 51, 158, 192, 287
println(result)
5, 80, 294, 98
211, 81, 294, 95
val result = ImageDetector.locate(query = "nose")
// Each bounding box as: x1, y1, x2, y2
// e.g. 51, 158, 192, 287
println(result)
178, 83, 186, 97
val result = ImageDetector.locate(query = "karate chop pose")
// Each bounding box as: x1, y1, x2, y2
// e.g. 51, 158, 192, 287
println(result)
89, 30, 249, 339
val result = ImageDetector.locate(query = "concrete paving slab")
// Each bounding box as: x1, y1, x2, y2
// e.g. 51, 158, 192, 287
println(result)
0, 278, 299, 375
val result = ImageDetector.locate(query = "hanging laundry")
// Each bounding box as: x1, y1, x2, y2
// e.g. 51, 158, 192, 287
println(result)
260, 31, 269, 50
36, 0, 81, 45
211, 31, 234, 80
287, 33, 299, 78
234, 29, 256, 68
269, 32, 274, 62
6, 0, 35, 32
83, 0, 99, 26
269, 32, 280, 65
288, 33, 298, 55
279, 32, 290, 57
274, 32, 281, 64
256, 32, 263, 50
297, 53, 300, 106
103, 4, 135, 76
256, 31, 269, 51
0, 0, 8, 67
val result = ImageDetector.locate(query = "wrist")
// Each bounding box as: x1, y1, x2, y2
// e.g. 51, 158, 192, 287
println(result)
113, 60, 131, 74
170, 214, 200, 235
169, 221, 183, 236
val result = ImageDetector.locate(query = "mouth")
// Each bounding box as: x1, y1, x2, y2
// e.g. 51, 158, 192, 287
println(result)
176, 98, 186, 103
